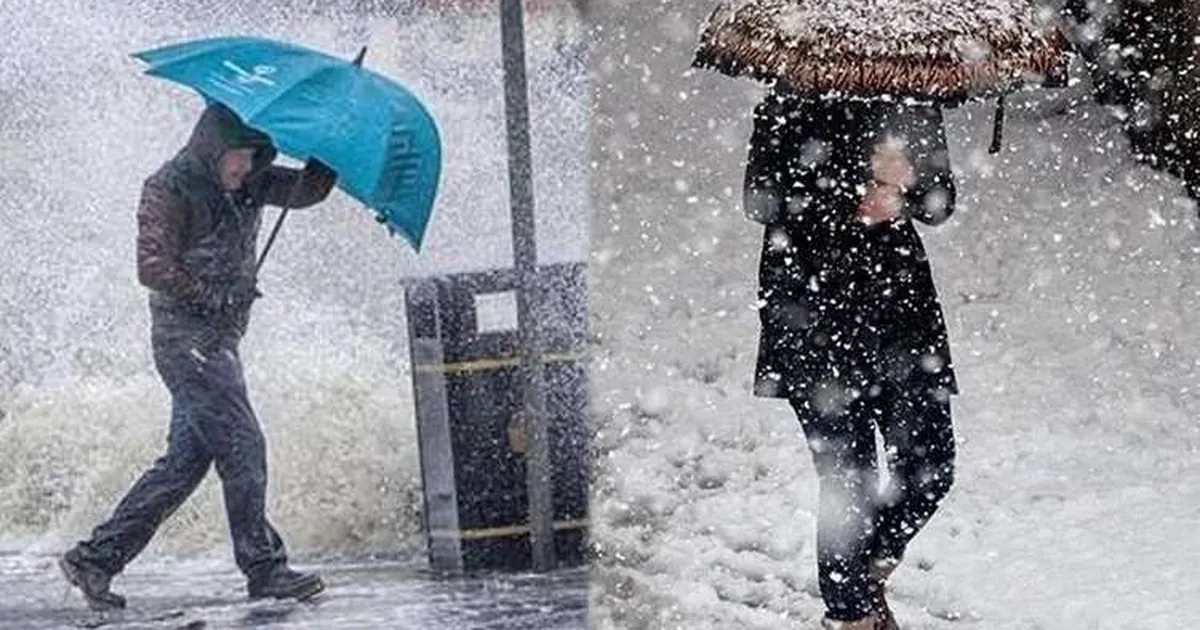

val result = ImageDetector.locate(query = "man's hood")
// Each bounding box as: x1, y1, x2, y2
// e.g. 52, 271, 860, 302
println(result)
181, 102, 278, 184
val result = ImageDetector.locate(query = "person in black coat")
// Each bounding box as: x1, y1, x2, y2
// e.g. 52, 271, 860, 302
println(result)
745, 87, 958, 630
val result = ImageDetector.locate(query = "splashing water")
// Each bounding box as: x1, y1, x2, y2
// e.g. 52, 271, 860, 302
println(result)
0, 0, 588, 561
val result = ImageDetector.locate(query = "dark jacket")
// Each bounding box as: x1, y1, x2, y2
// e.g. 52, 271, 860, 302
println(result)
746, 89, 958, 402
136, 103, 335, 333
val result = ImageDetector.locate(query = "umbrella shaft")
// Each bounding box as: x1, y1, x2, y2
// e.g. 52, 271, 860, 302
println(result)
256, 165, 312, 272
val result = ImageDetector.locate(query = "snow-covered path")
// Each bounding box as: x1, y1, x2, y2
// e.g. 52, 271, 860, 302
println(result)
586, 2, 1200, 627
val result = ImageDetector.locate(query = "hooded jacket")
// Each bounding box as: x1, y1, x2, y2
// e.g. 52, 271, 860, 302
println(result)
136, 103, 335, 321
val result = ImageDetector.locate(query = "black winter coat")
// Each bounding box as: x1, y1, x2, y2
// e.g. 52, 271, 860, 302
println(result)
746, 89, 958, 404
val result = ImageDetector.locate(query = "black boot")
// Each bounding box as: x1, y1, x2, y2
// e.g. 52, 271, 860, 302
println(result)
59, 547, 126, 611
247, 566, 325, 601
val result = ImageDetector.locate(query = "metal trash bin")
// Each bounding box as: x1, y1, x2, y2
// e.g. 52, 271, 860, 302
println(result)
404, 261, 589, 572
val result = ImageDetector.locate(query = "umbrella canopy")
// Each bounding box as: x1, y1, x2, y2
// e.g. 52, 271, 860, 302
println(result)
133, 36, 442, 251
693, 0, 1070, 101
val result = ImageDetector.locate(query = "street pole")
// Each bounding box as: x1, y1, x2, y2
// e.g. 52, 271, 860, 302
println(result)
499, 0, 555, 572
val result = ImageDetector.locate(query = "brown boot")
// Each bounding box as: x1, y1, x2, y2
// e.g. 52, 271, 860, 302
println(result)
821, 613, 881, 630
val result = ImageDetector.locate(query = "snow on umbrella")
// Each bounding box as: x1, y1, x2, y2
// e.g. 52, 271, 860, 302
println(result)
692, 0, 1070, 101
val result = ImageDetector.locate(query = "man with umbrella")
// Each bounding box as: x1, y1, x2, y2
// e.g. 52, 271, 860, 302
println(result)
59, 37, 441, 610
694, 2, 1067, 628
59, 102, 337, 609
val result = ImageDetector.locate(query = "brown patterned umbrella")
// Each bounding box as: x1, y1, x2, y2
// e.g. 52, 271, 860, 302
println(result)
693, 0, 1070, 101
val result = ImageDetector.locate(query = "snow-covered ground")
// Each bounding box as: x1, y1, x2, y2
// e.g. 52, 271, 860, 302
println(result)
586, 2, 1200, 628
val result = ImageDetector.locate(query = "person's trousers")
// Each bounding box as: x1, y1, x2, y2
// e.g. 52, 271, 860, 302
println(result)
73, 312, 286, 584
790, 385, 955, 621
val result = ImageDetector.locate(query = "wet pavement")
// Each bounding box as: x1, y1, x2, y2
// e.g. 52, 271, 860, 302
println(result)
0, 553, 588, 629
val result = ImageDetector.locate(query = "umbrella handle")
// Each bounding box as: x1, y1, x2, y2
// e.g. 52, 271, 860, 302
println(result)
256, 161, 316, 273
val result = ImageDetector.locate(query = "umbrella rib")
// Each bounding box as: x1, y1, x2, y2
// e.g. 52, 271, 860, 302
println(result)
133, 39, 229, 65
136, 38, 275, 68
136, 38, 340, 81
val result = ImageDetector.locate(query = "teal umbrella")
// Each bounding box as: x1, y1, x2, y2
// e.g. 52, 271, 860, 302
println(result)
133, 35, 442, 252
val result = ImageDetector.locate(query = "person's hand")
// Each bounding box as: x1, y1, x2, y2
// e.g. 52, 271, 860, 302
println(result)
857, 142, 915, 226
872, 143, 915, 188
856, 182, 905, 226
